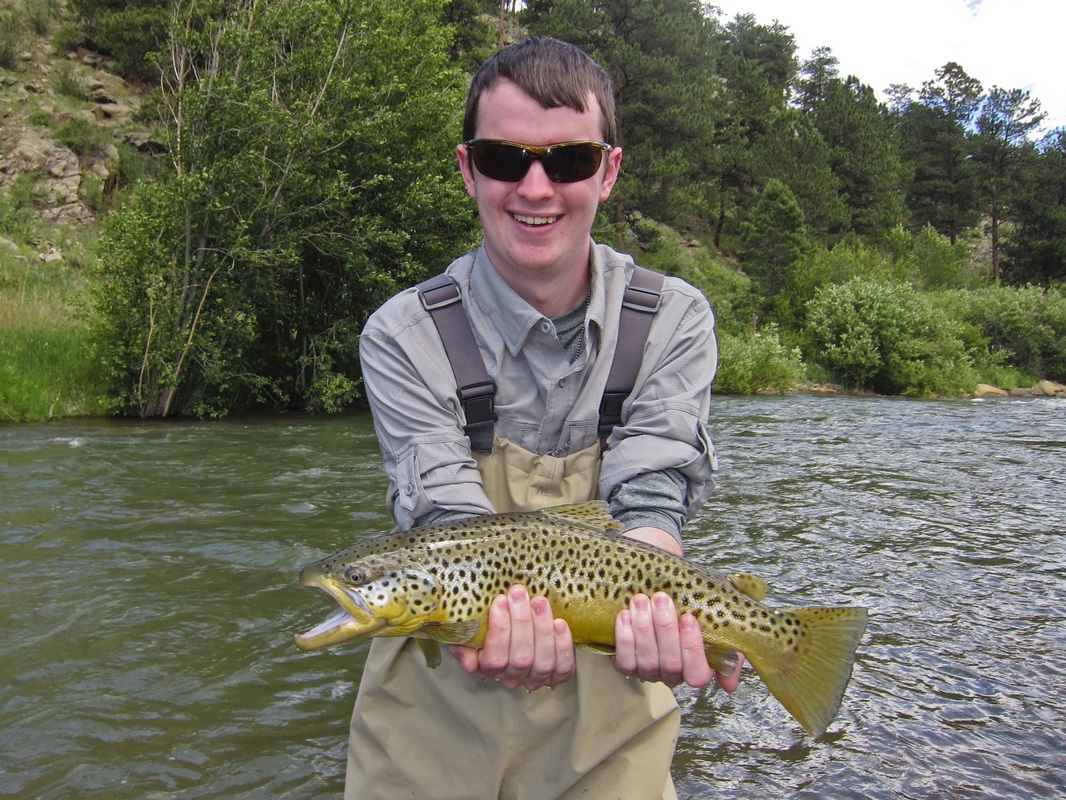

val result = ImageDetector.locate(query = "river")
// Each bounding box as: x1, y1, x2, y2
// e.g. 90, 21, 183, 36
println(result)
1, 395, 1064, 798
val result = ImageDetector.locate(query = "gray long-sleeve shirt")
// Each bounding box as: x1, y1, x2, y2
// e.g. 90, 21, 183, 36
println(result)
358, 240, 719, 542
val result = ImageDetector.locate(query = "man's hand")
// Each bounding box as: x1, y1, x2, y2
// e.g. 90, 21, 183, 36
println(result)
451, 584, 575, 692
611, 592, 745, 690
613, 525, 746, 691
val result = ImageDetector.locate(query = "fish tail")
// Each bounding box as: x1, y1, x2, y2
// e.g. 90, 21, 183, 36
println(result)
743, 606, 868, 738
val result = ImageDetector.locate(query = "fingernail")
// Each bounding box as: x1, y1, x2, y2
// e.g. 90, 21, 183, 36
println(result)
653, 593, 672, 609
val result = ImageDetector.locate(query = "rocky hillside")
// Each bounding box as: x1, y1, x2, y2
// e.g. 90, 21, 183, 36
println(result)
0, 19, 159, 231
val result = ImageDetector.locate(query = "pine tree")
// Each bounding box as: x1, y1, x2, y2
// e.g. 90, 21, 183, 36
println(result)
739, 179, 808, 304
974, 86, 1046, 281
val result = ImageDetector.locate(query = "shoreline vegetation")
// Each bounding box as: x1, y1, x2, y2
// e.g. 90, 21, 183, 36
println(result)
2, 1, 1065, 423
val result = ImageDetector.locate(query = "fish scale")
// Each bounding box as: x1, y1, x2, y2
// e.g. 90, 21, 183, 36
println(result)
295, 501, 868, 737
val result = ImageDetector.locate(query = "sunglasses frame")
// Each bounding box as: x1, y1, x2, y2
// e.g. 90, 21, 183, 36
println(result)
462, 139, 614, 184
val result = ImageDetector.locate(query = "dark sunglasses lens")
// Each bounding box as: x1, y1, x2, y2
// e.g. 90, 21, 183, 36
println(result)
471, 142, 530, 182
544, 144, 604, 183
469, 142, 606, 183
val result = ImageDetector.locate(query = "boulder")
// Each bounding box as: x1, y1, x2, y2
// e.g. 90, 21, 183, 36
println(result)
974, 384, 1009, 398
1034, 380, 1066, 397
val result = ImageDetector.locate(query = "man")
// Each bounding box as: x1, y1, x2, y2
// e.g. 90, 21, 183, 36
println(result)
351, 36, 740, 800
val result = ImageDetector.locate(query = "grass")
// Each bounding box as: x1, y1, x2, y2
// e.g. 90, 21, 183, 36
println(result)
0, 231, 108, 422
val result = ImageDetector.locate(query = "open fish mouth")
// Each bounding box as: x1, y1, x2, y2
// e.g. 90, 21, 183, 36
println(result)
294, 576, 386, 651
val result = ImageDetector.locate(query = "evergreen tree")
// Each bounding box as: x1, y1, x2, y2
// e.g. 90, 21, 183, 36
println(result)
974, 86, 1046, 281
1004, 129, 1066, 286
739, 178, 808, 305
708, 13, 796, 246
811, 75, 906, 238
899, 63, 983, 243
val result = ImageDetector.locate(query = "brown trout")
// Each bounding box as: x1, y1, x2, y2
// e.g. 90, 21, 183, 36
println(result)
295, 502, 868, 737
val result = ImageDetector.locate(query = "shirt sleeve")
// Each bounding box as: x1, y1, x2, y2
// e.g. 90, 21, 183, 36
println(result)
608, 468, 688, 547
359, 300, 495, 531
598, 279, 719, 519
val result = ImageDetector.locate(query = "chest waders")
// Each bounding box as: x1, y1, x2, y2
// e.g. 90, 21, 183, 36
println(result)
345, 269, 680, 800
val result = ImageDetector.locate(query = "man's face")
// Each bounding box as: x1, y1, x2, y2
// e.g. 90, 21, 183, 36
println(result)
457, 79, 622, 287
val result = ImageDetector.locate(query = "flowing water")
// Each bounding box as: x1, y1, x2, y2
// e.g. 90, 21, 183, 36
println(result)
1, 396, 1064, 799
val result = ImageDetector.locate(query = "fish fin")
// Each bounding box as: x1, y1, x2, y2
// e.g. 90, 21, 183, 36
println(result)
726, 572, 768, 602
538, 502, 623, 533
417, 618, 482, 645
416, 639, 442, 669
705, 647, 740, 675
576, 642, 617, 655
746, 606, 869, 738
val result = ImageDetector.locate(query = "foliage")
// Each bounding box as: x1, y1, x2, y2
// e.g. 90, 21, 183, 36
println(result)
1004, 129, 1066, 286
713, 324, 804, 395
884, 223, 973, 289
68, 0, 170, 81
0, 235, 107, 422
944, 284, 1066, 383
809, 76, 907, 238
805, 278, 976, 395
973, 87, 1046, 281
739, 179, 807, 303
0, 6, 25, 69
92, 0, 478, 417
625, 215, 757, 336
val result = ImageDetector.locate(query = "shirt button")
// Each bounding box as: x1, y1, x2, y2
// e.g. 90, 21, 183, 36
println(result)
558, 378, 567, 387
404, 484, 414, 496
540, 321, 552, 333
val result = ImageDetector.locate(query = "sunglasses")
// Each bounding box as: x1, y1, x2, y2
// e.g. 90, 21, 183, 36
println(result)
463, 139, 613, 184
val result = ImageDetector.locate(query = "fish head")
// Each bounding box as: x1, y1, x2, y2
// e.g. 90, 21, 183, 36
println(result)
294, 553, 439, 651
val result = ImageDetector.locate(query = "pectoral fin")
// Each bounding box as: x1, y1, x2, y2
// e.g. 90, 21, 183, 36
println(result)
417, 618, 482, 645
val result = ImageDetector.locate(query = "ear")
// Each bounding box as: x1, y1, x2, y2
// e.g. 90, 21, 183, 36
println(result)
457, 144, 478, 199
598, 147, 623, 202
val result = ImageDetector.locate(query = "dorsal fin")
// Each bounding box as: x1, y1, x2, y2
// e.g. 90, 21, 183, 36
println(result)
537, 502, 624, 533
726, 572, 768, 602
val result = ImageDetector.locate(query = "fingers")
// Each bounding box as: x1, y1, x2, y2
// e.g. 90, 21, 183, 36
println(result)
613, 593, 715, 689
454, 585, 575, 692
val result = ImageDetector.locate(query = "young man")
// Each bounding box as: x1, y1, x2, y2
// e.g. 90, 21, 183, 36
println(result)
351, 36, 740, 800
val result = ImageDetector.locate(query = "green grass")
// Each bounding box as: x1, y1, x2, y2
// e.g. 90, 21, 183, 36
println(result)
0, 235, 108, 422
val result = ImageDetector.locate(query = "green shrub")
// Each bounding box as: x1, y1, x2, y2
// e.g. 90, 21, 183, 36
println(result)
955, 284, 1066, 382
0, 10, 24, 70
714, 324, 805, 395
805, 278, 976, 395
51, 59, 88, 99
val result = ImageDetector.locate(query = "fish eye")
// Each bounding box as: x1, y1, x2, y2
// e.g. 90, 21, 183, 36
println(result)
345, 567, 365, 583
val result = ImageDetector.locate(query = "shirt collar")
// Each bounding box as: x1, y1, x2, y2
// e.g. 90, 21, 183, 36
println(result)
467, 241, 605, 358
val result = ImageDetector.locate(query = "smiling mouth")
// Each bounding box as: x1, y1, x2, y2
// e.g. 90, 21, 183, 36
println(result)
513, 213, 559, 226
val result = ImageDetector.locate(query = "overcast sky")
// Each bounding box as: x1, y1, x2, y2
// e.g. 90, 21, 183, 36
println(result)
711, 0, 1065, 135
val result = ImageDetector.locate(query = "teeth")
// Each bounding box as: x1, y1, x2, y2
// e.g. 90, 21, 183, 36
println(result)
514, 214, 558, 226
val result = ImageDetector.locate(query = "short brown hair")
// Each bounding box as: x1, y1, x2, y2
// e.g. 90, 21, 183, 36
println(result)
462, 36, 619, 146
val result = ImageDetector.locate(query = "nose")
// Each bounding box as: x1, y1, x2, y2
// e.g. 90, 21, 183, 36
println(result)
516, 159, 555, 201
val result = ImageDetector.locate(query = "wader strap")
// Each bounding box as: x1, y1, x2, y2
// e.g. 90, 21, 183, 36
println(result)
417, 275, 496, 454
417, 266, 664, 455
598, 266, 664, 449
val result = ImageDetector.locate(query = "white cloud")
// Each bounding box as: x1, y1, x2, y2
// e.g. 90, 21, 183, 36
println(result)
711, 0, 1065, 134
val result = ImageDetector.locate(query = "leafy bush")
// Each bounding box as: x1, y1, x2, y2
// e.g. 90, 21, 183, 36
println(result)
92, 0, 478, 417
0, 9, 24, 69
949, 284, 1066, 382
885, 224, 973, 289
805, 278, 976, 395
714, 324, 805, 395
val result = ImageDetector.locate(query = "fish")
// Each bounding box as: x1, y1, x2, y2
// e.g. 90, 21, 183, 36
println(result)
294, 502, 868, 737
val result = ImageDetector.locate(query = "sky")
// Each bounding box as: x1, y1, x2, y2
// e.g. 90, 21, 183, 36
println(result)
711, 0, 1066, 135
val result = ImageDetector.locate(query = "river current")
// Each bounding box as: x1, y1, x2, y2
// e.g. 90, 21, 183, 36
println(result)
1, 395, 1064, 798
